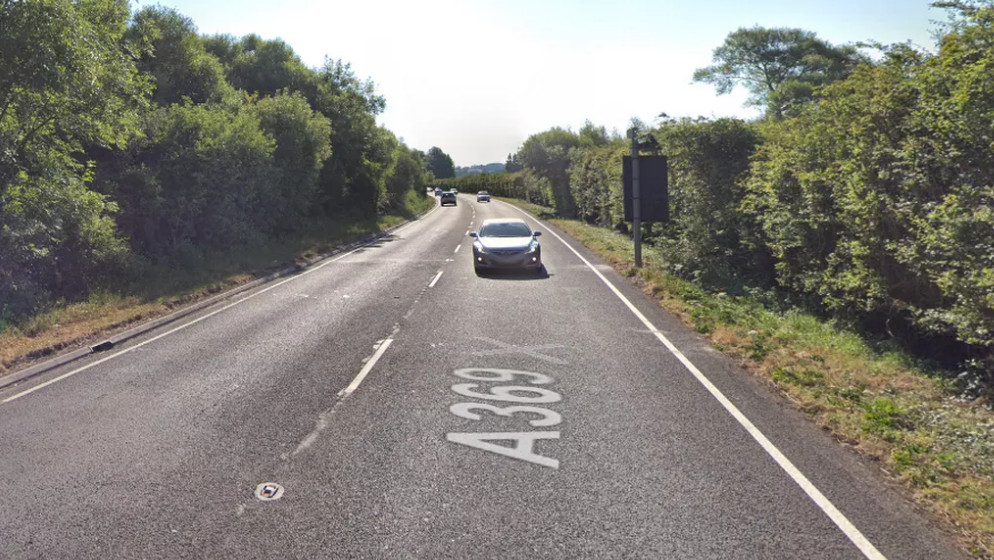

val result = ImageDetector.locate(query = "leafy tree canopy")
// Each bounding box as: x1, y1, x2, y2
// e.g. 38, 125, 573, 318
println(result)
426, 146, 455, 179
693, 26, 865, 117
203, 33, 315, 99
126, 5, 233, 105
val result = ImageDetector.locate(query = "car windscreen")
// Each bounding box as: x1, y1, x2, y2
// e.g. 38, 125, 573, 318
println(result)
480, 222, 532, 237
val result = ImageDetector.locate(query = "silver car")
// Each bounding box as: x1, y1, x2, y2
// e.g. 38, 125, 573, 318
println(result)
470, 218, 542, 274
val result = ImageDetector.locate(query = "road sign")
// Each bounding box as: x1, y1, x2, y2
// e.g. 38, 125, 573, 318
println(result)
623, 155, 669, 223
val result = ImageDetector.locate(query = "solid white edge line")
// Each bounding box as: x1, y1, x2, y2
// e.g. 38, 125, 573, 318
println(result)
1, 238, 380, 405
454, 244, 462, 254
428, 270, 444, 288
500, 200, 887, 560
339, 339, 393, 396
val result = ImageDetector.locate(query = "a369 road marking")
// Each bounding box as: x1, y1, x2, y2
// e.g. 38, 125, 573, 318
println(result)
445, 368, 562, 469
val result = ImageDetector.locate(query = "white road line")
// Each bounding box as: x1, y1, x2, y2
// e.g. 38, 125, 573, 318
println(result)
428, 270, 444, 288
338, 339, 393, 396
1, 239, 378, 405
501, 200, 887, 560
454, 244, 462, 253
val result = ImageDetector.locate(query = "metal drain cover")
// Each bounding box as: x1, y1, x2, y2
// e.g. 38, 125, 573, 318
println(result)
255, 482, 284, 501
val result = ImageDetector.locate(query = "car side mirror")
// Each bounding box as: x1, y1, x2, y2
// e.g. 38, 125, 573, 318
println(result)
469, 232, 478, 238
532, 231, 542, 237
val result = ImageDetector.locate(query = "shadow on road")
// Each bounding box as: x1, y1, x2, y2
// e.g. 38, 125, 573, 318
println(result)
475, 266, 551, 281
352, 234, 398, 254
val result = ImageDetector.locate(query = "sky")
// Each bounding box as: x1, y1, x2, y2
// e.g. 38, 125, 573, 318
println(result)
143, 0, 943, 166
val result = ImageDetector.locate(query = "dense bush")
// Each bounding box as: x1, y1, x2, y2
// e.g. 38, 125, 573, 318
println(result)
126, 6, 236, 105
95, 103, 276, 258
563, 119, 763, 284
569, 141, 626, 228
654, 118, 764, 284
504, 5, 994, 377
0, 1, 431, 323
518, 128, 580, 216
0, 173, 128, 320
0, 0, 146, 322
250, 92, 332, 232
746, 8, 994, 355
384, 141, 432, 211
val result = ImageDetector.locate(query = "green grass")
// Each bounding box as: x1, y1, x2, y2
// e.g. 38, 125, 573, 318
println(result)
495, 197, 557, 220
1, 194, 435, 375
502, 199, 994, 559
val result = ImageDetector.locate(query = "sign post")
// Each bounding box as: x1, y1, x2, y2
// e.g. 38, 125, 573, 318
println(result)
629, 128, 642, 268
623, 131, 668, 268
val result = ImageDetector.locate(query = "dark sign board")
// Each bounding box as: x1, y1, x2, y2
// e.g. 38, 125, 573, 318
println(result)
623, 155, 669, 222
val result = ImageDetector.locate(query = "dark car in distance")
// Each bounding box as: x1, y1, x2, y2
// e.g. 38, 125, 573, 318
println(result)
440, 191, 457, 206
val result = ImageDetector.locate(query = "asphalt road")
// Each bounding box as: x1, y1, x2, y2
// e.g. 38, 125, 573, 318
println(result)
0, 194, 968, 559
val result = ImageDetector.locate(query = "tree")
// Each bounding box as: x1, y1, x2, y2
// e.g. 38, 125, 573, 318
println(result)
98, 103, 277, 258
204, 34, 316, 99
505, 152, 523, 172
517, 127, 580, 216
578, 120, 609, 147
426, 146, 455, 179
0, 0, 147, 318
126, 6, 234, 105
693, 26, 865, 117
0, 0, 149, 190
743, 4, 994, 356
384, 139, 431, 209
311, 58, 389, 214
250, 91, 332, 232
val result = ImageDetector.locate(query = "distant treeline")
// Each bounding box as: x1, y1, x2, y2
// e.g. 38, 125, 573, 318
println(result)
445, 3, 994, 383
455, 163, 505, 178
1, 1, 432, 323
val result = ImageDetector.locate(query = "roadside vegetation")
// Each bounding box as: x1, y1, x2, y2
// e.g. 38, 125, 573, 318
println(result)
0, 1, 437, 370
0, 199, 432, 376
456, 3, 994, 556
513, 210, 994, 558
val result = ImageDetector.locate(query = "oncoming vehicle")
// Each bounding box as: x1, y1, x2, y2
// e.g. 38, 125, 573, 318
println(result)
469, 218, 542, 274
440, 191, 457, 206
434, 187, 444, 196
476, 191, 491, 202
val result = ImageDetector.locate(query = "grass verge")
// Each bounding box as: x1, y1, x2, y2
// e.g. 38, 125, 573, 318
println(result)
504, 198, 994, 559
0, 193, 435, 377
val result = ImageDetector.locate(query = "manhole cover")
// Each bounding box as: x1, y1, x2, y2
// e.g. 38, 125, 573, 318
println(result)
254, 482, 284, 501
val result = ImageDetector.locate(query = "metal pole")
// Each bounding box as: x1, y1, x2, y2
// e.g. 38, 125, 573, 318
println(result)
631, 130, 642, 268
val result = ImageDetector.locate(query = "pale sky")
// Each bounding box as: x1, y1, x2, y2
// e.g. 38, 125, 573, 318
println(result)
141, 0, 941, 165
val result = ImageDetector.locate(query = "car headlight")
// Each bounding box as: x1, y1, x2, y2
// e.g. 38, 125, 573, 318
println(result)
474, 242, 487, 254
526, 242, 539, 254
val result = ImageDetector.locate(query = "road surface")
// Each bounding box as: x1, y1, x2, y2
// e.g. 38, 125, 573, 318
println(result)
0, 194, 966, 559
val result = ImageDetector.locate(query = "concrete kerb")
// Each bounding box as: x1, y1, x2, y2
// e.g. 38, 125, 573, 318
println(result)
0, 199, 440, 391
